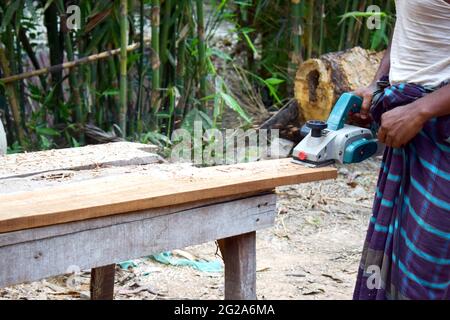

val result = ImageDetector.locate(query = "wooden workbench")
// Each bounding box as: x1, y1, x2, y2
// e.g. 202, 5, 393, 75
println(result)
0, 142, 336, 300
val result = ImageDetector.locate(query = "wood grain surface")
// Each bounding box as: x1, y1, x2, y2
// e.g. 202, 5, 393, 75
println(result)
0, 158, 336, 233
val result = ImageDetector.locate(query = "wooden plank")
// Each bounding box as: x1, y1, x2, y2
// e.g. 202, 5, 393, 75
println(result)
218, 232, 256, 300
0, 142, 160, 180
0, 158, 336, 233
0, 194, 276, 288
0, 191, 273, 247
90, 265, 116, 300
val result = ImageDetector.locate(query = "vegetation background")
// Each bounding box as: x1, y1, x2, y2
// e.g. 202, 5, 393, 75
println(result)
0, 0, 395, 154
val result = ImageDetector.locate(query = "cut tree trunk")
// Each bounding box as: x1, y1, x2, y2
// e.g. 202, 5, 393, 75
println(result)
259, 100, 301, 143
295, 46, 385, 122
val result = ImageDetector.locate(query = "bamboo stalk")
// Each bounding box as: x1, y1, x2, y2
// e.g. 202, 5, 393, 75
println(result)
160, 0, 172, 66
345, 0, 359, 49
287, 0, 304, 96
248, 1, 256, 71
318, 0, 325, 55
0, 40, 150, 84
18, 28, 47, 91
196, 0, 207, 108
58, 0, 83, 132
306, 0, 315, 59
0, 46, 26, 147
384, 0, 393, 38
151, 0, 161, 114
136, 0, 145, 134
44, 2, 64, 120
238, 0, 255, 72
338, 0, 350, 51
176, 2, 187, 100
291, 0, 303, 66
107, 44, 120, 125
126, 0, 136, 135
119, 0, 128, 137
15, 27, 25, 125
361, 0, 372, 48
352, 0, 367, 47
178, 1, 194, 116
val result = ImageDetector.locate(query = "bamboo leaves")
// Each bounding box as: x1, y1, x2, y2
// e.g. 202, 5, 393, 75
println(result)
0, 0, 396, 151
338, 5, 393, 50
219, 92, 252, 124
0, 0, 24, 33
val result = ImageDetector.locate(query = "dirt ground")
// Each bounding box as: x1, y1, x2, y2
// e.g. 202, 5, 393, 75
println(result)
0, 157, 381, 300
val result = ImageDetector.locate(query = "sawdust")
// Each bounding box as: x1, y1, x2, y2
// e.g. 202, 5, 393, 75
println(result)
0, 157, 381, 300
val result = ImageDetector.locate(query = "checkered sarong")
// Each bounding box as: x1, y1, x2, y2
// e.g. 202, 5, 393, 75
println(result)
353, 80, 450, 299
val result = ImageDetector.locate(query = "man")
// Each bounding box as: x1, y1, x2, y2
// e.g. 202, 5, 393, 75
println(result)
352, 0, 450, 299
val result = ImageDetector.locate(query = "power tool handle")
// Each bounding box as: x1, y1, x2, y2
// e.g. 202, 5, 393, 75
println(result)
327, 93, 363, 131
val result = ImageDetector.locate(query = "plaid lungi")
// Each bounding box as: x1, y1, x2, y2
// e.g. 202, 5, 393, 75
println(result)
353, 80, 450, 300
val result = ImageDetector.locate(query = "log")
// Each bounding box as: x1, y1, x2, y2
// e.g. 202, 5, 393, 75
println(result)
259, 100, 301, 142
295, 46, 385, 122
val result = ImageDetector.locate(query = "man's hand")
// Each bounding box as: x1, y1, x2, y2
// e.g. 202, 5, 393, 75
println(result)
350, 84, 377, 127
378, 103, 427, 148
353, 84, 377, 119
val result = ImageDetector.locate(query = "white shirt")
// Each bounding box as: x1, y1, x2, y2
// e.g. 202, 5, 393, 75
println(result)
390, 0, 450, 87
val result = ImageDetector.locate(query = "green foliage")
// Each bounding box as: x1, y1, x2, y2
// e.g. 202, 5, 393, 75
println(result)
6, 141, 23, 154
0, 0, 395, 153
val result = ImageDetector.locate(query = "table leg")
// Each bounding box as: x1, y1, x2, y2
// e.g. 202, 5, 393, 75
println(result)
218, 231, 257, 300
90, 264, 116, 300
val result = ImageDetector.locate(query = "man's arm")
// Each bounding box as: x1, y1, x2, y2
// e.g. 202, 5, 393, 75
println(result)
378, 84, 450, 148
371, 42, 392, 88
353, 42, 391, 120
415, 84, 450, 119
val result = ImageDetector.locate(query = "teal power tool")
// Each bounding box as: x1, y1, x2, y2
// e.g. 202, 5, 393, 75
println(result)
292, 93, 380, 167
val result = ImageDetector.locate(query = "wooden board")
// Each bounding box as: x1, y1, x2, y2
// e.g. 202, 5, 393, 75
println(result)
0, 142, 160, 180
0, 194, 276, 288
0, 158, 336, 233
0, 191, 272, 247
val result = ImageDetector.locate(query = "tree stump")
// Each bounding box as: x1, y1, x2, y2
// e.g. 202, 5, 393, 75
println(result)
259, 100, 301, 142
295, 47, 385, 122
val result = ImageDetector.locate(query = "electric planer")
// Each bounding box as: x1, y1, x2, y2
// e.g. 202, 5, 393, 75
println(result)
292, 93, 381, 167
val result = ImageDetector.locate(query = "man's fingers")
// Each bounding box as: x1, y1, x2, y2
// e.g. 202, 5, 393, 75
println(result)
353, 87, 374, 120
350, 113, 372, 128
385, 136, 393, 147
389, 136, 399, 148
378, 127, 386, 144
360, 94, 372, 119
